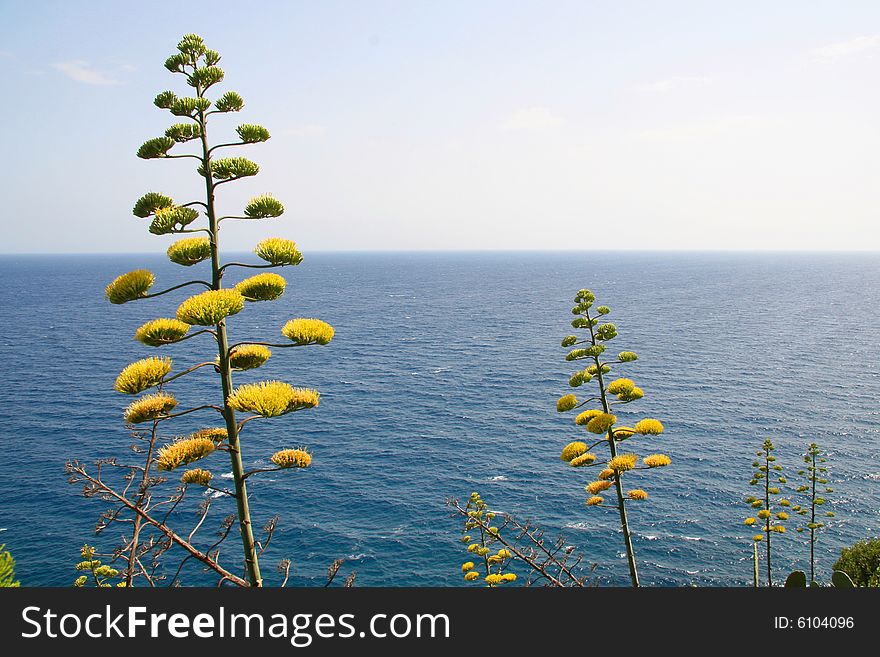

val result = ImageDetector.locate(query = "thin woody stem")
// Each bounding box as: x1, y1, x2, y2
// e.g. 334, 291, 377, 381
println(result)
72, 466, 248, 587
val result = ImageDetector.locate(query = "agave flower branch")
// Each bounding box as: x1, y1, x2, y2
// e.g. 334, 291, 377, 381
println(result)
448, 495, 591, 587
556, 289, 669, 587
70, 34, 335, 587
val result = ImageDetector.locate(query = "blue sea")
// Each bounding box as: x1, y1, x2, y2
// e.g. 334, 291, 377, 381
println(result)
1, 251, 878, 587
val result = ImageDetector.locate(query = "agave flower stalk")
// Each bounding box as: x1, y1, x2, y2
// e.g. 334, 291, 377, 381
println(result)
743, 439, 787, 586
556, 289, 670, 587
93, 34, 334, 586
795, 443, 833, 585
458, 493, 517, 587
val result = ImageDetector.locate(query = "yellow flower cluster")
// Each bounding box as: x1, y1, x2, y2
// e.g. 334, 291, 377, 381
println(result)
627, 489, 648, 500
190, 427, 228, 443
123, 392, 177, 424
156, 436, 216, 471
585, 496, 604, 506
485, 574, 503, 586
464, 571, 479, 581
228, 345, 271, 370
586, 480, 612, 495
134, 318, 191, 346
254, 237, 303, 266
461, 562, 474, 572
643, 454, 671, 468
560, 441, 587, 462
617, 387, 644, 402
556, 394, 578, 412
114, 357, 172, 394
176, 289, 244, 325
281, 318, 335, 346
744, 517, 757, 526
608, 453, 638, 472
757, 509, 771, 519
606, 378, 635, 395
105, 269, 155, 304
598, 468, 615, 480
167, 237, 211, 266
227, 381, 320, 417
570, 452, 597, 467
586, 412, 616, 434
634, 419, 664, 435
181, 468, 213, 486
235, 273, 287, 302
575, 409, 603, 426
271, 448, 312, 469
613, 426, 636, 439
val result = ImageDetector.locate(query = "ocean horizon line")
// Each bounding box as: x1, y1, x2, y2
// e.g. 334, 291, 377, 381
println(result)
1, 248, 879, 257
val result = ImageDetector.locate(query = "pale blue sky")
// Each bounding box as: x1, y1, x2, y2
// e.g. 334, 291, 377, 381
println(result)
2, 1, 879, 252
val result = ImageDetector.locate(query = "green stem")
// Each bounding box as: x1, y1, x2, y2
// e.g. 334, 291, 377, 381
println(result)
764, 448, 772, 587
586, 308, 639, 587
753, 541, 760, 587
196, 93, 262, 587
810, 451, 816, 585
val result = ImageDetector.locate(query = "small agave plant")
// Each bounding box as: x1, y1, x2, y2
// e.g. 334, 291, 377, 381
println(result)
556, 289, 670, 587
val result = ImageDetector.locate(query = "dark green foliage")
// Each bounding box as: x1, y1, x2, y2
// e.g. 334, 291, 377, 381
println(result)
833, 539, 880, 586
0, 544, 20, 587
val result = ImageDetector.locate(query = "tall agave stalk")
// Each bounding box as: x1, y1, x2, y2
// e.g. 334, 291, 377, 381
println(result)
103, 34, 335, 586
556, 288, 670, 587
743, 439, 787, 586
795, 443, 834, 585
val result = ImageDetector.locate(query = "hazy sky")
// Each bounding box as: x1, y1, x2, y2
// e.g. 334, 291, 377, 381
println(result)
2, 1, 879, 253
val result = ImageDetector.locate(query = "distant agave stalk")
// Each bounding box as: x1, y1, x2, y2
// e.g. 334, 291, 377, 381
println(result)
743, 439, 787, 586
556, 288, 669, 587
95, 34, 334, 586
794, 443, 834, 584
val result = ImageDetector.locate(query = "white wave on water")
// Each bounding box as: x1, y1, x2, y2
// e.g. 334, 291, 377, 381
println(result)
220, 472, 234, 479
0, 528, 6, 532
864, 473, 880, 480
682, 536, 705, 542
488, 475, 508, 481
347, 553, 369, 560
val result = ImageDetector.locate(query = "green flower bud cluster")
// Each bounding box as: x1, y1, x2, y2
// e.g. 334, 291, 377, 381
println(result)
165, 123, 202, 142
137, 136, 176, 159
188, 65, 224, 89
237, 124, 271, 144
245, 194, 284, 218
215, 91, 244, 112
203, 157, 260, 180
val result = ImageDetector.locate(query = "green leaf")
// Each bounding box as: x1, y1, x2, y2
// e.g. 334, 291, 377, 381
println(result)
784, 571, 807, 587
831, 570, 856, 588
